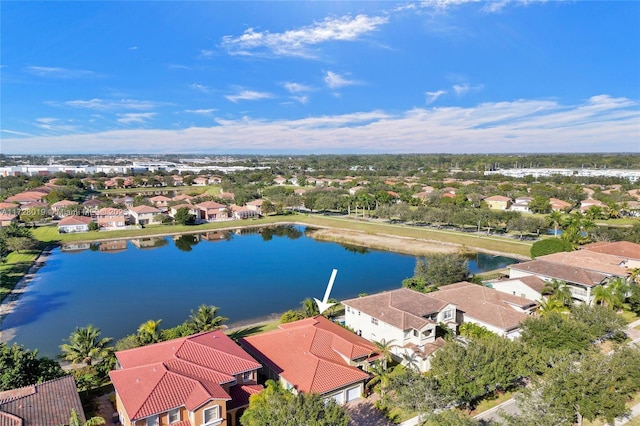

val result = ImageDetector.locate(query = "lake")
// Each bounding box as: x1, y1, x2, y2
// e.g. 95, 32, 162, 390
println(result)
1, 225, 519, 356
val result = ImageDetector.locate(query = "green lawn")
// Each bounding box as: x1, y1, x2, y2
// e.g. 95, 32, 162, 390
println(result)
0, 250, 41, 303
30, 213, 534, 257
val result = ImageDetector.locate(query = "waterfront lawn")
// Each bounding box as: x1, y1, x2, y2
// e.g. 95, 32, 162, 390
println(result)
0, 250, 39, 303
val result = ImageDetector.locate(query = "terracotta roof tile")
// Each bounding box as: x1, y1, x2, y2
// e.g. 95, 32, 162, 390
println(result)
0, 376, 85, 426
511, 260, 610, 287
130, 205, 161, 214
240, 317, 374, 395
227, 385, 263, 410
537, 250, 629, 276
58, 215, 92, 226
581, 241, 640, 261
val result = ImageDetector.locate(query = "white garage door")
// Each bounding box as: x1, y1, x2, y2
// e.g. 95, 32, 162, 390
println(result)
331, 392, 344, 404
346, 386, 361, 402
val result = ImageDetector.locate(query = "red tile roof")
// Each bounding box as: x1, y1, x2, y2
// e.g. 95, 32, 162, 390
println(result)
240, 316, 376, 395
111, 331, 261, 421
196, 201, 226, 210
130, 205, 161, 214
58, 215, 92, 226
537, 250, 629, 276
581, 241, 640, 262
0, 376, 85, 426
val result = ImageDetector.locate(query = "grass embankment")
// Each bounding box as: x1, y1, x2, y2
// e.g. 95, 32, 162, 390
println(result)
31, 213, 534, 258
0, 250, 41, 304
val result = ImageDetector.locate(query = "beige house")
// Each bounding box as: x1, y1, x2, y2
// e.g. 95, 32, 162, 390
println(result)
196, 201, 229, 222
129, 205, 162, 225
484, 195, 513, 210
95, 207, 126, 230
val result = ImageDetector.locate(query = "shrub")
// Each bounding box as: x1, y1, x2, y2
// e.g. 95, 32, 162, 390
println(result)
530, 238, 573, 258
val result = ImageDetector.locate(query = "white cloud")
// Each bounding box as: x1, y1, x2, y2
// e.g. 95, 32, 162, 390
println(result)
117, 113, 156, 124
324, 71, 358, 89
199, 49, 215, 58
190, 83, 210, 93
0, 129, 32, 136
63, 98, 161, 110
283, 82, 312, 93
25, 66, 96, 79
221, 14, 388, 58
452, 83, 484, 96
185, 109, 217, 115
425, 90, 447, 104
225, 90, 273, 103
5, 95, 637, 154
292, 96, 309, 104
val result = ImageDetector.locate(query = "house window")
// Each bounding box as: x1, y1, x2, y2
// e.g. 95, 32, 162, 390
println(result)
203, 406, 221, 425
146, 415, 159, 426
443, 310, 453, 320
413, 329, 419, 337
346, 307, 351, 313
242, 371, 252, 382
168, 409, 180, 424
371, 318, 378, 325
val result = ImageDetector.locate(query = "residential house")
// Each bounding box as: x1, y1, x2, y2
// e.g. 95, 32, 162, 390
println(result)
110, 330, 263, 426
5, 191, 46, 205
581, 241, 640, 266
95, 207, 127, 230
196, 201, 229, 222
218, 192, 235, 202
432, 282, 537, 339
210, 176, 223, 184
170, 203, 199, 218
82, 198, 102, 212
230, 205, 257, 220
342, 288, 457, 372
549, 198, 572, 212
245, 199, 263, 215
129, 205, 162, 225
193, 176, 210, 186
0, 213, 18, 227
273, 176, 287, 185
173, 194, 194, 204
112, 196, 135, 208
58, 215, 93, 233
0, 375, 86, 426
240, 316, 380, 404
51, 199, 79, 217
510, 196, 533, 213
484, 195, 513, 210
0, 202, 18, 212
487, 275, 547, 302
148, 196, 172, 210
580, 198, 608, 213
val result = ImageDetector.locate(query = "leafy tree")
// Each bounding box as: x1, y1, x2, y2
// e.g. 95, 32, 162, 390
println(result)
67, 408, 106, 426
6, 236, 36, 254
261, 199, 275, 215
499, 386, 574, 426
387, 368, 453, 424
301, 297, 320, 317
88, 221, 99, 231
519, 313, 593, 354
60, 325, 113, 366
280, 309, 305, 324
240, 380, 349, 426
0, 342, 65, 391
423, 410, 479, 426
187, 305, 228, 333
458, 322, 495, 339
528, 197, 552, 214
174, 207, 195, 225
569, 304, 625, 341
629, 282, 640, 315
530, 238, 573, 258
404, 254, 468, 293
136, 319, 163, 345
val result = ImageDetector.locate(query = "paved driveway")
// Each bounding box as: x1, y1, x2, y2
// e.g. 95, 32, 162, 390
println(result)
346, 396, 395, 426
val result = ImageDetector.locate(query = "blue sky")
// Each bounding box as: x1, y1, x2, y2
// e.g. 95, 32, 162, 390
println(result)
1, 1, 639, 154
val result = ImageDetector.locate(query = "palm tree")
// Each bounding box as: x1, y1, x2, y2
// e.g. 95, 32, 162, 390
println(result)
401, 351, 421, 372
592, 285, 615, 309
301, 297, 319, 318
372, 338, 397, 369
538, 297, 569, 316
137, 319, 162, 345
67, 408, 105, 426
60, 325, 112, 366
547, 211, 564, 238
367, 360, 392, 399
188, 305, 228, 333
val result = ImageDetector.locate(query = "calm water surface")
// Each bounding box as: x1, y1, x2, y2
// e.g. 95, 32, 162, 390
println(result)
1, 225, 518, 356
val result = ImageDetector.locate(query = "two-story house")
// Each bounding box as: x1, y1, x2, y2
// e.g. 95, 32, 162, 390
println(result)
129, 205, 162, 225
95, 207, 126, 230
342, 288, 457, 372
240, 316, 380, 405
110, 330, 263, 426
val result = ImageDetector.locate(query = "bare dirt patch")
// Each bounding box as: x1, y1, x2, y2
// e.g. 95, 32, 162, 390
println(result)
308, 228, 463, 257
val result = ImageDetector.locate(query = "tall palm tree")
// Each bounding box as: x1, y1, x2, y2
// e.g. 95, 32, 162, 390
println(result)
547, 211, 564, 238
301, 297, 319, 318
60, 325, 112, 366
367, 360, 392, 400
137, 319, 163, 345
592, 285, 615, 309
401, 351, 421, 372
188, 305, 228, 332
373, 338, 397, 369
538, 297, 569, 316
67, 408, 105, 426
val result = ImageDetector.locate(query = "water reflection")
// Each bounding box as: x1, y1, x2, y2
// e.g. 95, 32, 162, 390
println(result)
174, 234, 200, 252
131, 237, 169, 250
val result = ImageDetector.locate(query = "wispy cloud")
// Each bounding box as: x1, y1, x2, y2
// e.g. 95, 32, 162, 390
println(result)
221, 14, 388, 58
283, 82, 312, 93
117, 113, 156, 124
6, 95, 637, 154
324, 71, 359, 90
25, 66, 97, 79
199, 49, 215, 58
425, 90, 447, 104
189, 83, 210, 93
1, 129, 33, 137
225, 90, 273, 103
452, 82, 484, 96
62, 98, 161, 111
33, 117, 79, 133
185, 109, 217, 115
